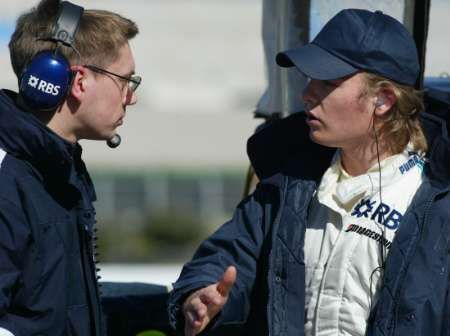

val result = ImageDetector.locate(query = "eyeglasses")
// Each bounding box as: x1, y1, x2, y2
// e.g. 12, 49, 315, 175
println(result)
84, 64, 142, 92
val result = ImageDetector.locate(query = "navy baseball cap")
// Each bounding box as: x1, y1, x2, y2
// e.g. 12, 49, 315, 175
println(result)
276, 9, 419, 86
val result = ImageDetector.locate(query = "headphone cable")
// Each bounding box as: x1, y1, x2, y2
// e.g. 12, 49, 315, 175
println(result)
367, 108, 387, 317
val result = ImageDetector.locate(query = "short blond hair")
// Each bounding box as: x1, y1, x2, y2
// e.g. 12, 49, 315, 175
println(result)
363, 72, 428, 154
9, 0, 139, 79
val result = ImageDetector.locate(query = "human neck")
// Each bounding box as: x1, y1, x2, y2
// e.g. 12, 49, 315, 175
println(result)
46, 109, 77, 144
340, 141, 392, 176
17, 95, 77, 144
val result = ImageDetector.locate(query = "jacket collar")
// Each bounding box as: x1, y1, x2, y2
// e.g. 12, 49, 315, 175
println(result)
0, 89, 96, 201
420, 112, 450, 189
247, 112, 334, 181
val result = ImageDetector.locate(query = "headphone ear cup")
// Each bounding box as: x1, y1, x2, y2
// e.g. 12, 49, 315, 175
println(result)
20, 51, 72, 110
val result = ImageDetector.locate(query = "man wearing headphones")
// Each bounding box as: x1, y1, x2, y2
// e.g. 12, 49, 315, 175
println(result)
168, 9, 450, 336
0, 0, 140, 335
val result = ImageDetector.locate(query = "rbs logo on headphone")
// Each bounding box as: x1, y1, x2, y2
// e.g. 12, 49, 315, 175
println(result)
27, 75, 61, 96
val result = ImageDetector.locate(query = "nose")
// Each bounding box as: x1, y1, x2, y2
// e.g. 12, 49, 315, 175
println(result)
124, 89, 137, 106
302, 79, 314, 108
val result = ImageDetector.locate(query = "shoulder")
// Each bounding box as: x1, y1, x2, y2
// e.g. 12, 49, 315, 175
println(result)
413, 179, 450, 241
247, 113, 335, 181
0, 148, 42, 207
430, 189, 450, 218
0, 147, 39, 178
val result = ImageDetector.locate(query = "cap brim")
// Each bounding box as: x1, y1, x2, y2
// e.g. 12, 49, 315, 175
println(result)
276, 43, 358, 80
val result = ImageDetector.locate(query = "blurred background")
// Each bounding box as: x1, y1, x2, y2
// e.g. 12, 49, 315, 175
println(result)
1, 0, 265, 286
1, 0, 449, 287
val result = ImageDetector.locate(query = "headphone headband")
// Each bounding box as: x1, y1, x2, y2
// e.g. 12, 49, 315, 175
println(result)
20, 1, 84, 110
51, 1, 84, 46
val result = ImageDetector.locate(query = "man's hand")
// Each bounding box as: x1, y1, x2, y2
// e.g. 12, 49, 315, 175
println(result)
182, 266, 237, 336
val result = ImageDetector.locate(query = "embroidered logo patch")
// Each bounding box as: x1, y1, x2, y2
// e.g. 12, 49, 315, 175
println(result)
351, 198, 403, 230
399, 154, 425, 174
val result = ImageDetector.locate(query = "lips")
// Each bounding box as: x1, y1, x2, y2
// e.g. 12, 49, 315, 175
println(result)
305, 111, 322, 129
306, 111, 320, 122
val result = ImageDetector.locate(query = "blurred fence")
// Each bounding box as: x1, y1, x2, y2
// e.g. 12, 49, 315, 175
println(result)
92, 169, 245, 221
91, 169, 246, 263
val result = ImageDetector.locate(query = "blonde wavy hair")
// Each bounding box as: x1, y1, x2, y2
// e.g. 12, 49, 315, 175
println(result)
362, 72, 428, 154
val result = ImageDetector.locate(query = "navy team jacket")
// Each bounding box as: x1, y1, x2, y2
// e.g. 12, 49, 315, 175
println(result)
0, 90, 104, 335
168, 111, 450, 336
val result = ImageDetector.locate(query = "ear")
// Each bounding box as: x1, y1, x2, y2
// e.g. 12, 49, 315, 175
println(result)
374, 88, 396, 117
68, 65, 88, 102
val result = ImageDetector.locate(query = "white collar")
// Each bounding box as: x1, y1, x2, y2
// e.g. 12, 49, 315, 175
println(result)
317, 145, 425, 210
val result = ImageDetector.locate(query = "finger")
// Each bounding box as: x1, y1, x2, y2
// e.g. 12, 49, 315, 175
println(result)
199, 290, 223, 308
195, 283, 222, 306
185, 296, 207, 322
216, 265, 237, 297
184, 309, 204, 336
184, 318, 202, 336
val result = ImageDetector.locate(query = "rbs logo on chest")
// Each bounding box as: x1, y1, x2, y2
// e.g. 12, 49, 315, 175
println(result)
351, 198, 403, 230
27, 75, 61, 96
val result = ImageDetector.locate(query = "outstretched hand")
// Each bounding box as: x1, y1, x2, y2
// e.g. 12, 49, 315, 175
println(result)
182, 266, 237, 336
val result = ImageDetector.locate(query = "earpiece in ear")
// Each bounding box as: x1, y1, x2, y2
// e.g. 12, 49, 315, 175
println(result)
375, 97, 385, 107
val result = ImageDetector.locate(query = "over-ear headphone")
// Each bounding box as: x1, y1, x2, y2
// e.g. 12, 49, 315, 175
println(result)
375, 97, 385, 107
19, 1, 84, 111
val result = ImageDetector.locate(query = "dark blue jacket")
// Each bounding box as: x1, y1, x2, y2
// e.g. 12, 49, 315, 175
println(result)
0, 90, 104, 335
168, 112, 450, 336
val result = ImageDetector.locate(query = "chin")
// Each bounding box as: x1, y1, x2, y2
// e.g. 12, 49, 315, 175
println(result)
83, 133, 114, 141
309, 131, 337, 149
309, 130, 324, 145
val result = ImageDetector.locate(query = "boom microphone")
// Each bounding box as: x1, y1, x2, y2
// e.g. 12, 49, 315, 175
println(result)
107, 134, 121, 148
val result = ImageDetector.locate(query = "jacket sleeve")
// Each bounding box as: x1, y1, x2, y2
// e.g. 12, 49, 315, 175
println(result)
0, 197, 30, 336
443, 238, 450, 336
167, 181, 281, 333
444, 283, 450, 336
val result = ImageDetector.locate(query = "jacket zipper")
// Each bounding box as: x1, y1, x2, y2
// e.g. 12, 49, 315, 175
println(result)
267, 178, 317, 335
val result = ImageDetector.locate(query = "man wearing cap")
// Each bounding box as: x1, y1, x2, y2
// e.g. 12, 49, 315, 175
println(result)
168, 9, 450, 336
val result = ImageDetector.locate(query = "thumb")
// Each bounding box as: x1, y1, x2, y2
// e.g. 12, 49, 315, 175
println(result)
216, 265, 237, 297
